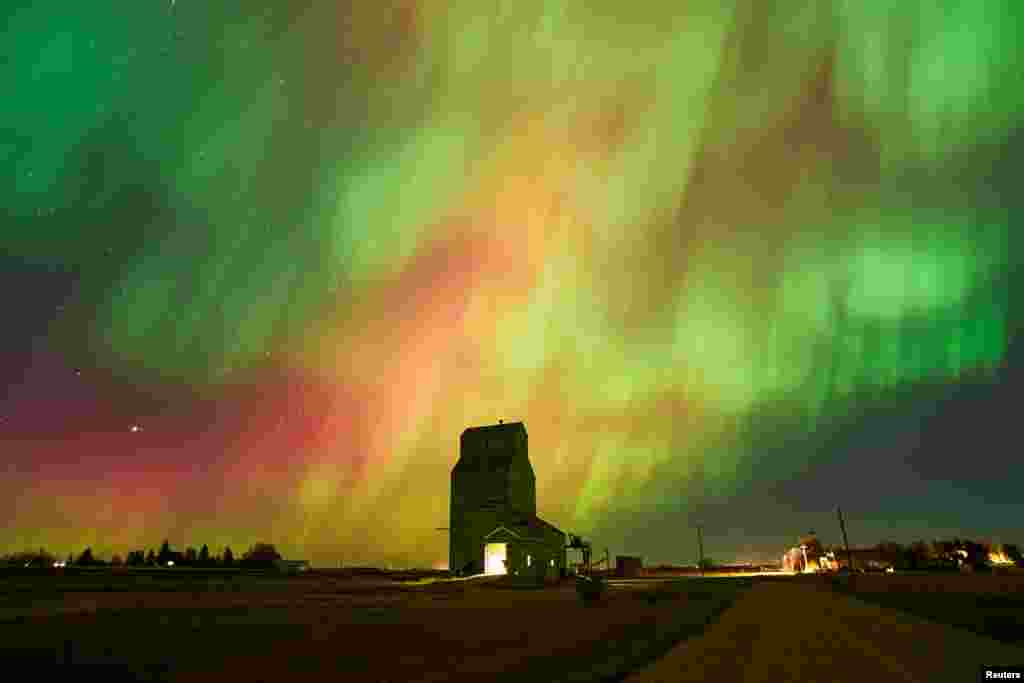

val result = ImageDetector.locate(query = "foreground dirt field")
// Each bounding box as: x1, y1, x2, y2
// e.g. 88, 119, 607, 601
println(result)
0, 571, 749, 682
626, 578, 1024, 683
7, 571, 1022, 681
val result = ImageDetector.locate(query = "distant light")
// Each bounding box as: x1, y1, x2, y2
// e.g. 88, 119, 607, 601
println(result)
166, 560, 174, 567
130, 425, 141, 433
990, 551, 1013, 566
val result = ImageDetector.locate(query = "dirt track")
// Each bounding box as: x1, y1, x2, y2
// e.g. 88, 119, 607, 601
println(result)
626, 580, 1024, 683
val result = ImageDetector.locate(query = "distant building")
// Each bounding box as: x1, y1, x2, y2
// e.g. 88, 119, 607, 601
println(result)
449, 421, 566, 581
615, 556, 643, 578
782, 533, 828, 573
788, 547, 892, 572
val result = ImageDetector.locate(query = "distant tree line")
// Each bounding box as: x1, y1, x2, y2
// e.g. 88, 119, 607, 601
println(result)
1, 541, 284, 569
818, 538, 1023, 572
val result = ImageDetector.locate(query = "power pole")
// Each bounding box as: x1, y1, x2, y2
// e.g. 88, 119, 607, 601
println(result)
836, 507, 853, 571
696, 525, 705, 576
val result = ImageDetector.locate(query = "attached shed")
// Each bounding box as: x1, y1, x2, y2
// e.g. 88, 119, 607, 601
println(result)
484, 517, 567, 583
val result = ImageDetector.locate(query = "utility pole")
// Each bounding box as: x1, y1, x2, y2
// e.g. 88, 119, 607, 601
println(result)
696, 525, 705, 577
836, 507, 853, 571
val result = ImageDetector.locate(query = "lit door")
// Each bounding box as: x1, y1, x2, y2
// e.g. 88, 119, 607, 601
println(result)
484, 543, 507, 575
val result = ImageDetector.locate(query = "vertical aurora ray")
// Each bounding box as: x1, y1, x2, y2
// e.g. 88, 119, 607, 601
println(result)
1, 1, 1019, 564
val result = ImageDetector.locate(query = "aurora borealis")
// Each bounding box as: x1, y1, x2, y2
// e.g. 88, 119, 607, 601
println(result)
2, 1, 1021, 567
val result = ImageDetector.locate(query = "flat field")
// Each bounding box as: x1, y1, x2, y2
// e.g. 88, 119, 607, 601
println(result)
830, 570, 1024, 644
0, 569, 751, 682
627, 573, 1024, 683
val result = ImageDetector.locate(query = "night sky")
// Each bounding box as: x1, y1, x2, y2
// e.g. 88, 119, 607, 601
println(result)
2, 2, 1021, 567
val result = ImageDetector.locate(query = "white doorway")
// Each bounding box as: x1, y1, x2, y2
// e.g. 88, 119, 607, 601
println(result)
484, 543, 507, 575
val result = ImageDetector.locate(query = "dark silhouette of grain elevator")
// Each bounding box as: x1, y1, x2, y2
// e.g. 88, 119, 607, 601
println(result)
449, 421, 566, 580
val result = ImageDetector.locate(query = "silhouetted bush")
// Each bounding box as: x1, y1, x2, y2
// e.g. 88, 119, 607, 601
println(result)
1, 549, 55, 567
157, 540, 173, 566
240, 543, 281, 568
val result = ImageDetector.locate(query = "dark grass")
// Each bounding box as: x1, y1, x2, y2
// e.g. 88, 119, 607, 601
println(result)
0, 649, 172, 682
830, 577, 1024, 645
0, 609, 307, 681
0, 568, 430, 607
0, 575, 293, 609
497, 577, 754, 683
0, 573, 753, 682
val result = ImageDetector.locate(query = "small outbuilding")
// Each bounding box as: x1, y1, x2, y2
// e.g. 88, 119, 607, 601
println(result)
484, 516, 566, 583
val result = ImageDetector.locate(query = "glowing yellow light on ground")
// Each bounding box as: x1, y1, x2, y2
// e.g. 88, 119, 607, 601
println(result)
484, 543, 507, 575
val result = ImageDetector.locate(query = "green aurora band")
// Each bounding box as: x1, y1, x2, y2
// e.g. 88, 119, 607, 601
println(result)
1, 1, 1019, 565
